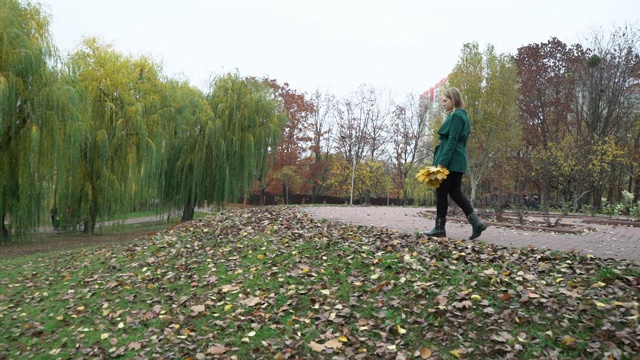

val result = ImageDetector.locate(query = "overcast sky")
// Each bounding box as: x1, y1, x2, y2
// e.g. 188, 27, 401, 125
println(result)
40, 0, 638, 97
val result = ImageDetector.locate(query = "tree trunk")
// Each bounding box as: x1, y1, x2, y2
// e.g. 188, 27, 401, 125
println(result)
85, 202, 98, 234
181, 203, 195, 222
470, 173, 479, 204
281, 184, 288, 205
260, 187, 266, 206
181, 191, 195, 222
634, 168, 640, 203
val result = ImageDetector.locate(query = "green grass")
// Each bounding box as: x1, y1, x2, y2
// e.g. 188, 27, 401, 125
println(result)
1, 206, 639, 359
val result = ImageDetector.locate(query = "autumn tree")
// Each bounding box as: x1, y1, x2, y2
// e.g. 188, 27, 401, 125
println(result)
202, 73, 286, 216
514, 38, 581, 149
572, 24, 640, 205
573, 24, 640, 140
260, 79, 314, 204
275, 165, 300, 205
447, 42, 522, 201
531, 135, 628, 211
333, 85, 393, 203
304, 89, 335, 203
325, 157, 391, 203
0, 0, 66, 240
63, 38, 166, 233
389, 94, 428, 204
162, 73, 285, 220
157, 80, 212, 220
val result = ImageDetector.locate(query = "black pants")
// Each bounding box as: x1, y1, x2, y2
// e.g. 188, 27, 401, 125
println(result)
436, 171, 473, 218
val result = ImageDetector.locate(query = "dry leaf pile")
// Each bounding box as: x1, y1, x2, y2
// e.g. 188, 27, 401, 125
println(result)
1, 206, 639, 359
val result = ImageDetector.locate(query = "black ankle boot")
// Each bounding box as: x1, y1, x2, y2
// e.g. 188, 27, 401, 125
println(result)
424, 217, 446, 237
467, 212, 487, 240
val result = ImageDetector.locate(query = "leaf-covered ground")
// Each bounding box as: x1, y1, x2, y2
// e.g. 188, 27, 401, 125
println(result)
1, 206, 639, 359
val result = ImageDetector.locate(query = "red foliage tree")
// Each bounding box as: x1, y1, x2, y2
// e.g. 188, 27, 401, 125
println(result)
261, 79, 315, 203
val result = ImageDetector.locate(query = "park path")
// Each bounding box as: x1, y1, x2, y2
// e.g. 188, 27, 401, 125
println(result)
299, 206, 640, 263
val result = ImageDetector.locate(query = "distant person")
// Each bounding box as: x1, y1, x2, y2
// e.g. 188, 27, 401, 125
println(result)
531, 195, 539, 210
523, 194, 531, 209
423, 87, 488, 240
51, 207, 59, 231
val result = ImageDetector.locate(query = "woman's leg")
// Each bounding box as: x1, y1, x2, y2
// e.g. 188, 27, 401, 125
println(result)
445, 171, 487, 239
444, 172, 473, 215
424, 174, 450, 237
435, 183, 449, 218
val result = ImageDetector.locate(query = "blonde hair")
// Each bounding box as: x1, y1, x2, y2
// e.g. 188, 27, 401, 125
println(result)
444, 87, 465, 109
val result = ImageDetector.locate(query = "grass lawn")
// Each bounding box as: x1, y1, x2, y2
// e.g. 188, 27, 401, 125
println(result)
0, 206, 638, 359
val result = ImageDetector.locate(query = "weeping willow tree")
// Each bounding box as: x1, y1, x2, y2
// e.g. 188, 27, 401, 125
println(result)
162, 73, 286, 221
447, 42, 521, 201
61, 38, 164, 233
0, 0, 63, 241
158, 80, 213, 221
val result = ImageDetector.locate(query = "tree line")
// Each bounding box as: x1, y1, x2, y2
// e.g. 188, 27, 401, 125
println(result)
264, 26, 640, 216
2, 0, 639, 241
1, 0, 287, 240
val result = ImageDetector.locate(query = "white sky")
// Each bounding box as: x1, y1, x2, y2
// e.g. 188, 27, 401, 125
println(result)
40, 0, 638, 98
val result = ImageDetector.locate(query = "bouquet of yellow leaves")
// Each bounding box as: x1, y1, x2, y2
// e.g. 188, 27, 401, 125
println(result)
416, 166, 450, 188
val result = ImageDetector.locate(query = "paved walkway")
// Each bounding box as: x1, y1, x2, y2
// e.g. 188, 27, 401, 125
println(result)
299, 206, 640, 263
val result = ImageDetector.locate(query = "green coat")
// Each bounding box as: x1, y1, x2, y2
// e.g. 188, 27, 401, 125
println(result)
433, 109, 470, 173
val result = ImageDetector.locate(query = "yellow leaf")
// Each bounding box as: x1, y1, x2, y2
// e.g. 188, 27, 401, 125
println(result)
101, 333, 110, 340
396, 325, 407, 334
338, 335, 348, 342
555, 278, 564, 283
450, 350, 461, 358
247, 331, 256, 337
320, 289, 330, 295
224, 304, 233, 311
471, 295, 482, 301
56, 315, 64, 321
257, 254, 265, 260
562, 336, 575, 345
595, 301, 607, 308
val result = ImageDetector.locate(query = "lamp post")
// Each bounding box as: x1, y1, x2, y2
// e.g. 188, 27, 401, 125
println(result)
349, 153, 355, 205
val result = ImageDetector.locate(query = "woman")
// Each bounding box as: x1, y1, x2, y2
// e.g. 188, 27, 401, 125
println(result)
425, 87, 487, 240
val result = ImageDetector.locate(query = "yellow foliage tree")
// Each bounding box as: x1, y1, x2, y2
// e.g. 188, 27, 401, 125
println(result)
532, 135, 627, 211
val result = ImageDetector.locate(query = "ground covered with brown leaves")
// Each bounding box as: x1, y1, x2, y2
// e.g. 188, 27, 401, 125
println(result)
1, 206, 639, 359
